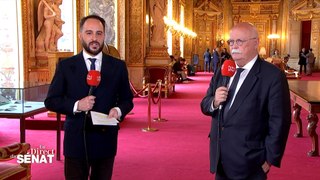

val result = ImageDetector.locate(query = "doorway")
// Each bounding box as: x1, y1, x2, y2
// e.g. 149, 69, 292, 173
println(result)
301, 20, 311, 50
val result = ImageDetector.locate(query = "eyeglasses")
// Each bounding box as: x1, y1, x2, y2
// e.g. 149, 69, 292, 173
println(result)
227, 37, 257, 46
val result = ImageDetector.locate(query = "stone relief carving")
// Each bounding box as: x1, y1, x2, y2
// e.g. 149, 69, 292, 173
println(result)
89, 0, 116, 46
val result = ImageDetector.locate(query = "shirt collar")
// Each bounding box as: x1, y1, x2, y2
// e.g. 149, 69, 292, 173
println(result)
82, 51, 103, 62
236, 55, 258, 71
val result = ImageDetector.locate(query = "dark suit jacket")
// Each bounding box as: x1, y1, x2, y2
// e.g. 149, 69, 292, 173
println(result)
45, 52, 134, 159
200, 57, 291, 179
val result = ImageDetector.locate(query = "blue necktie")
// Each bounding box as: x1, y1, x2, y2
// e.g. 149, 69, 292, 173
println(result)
223, 68, 244, 118
88, 58, 96, 70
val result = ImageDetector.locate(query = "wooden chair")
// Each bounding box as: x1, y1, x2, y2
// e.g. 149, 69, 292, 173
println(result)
0, 143, 31, 180
103, 44, 121, 59
271, 58, 286, 71
142, 66, 175, 98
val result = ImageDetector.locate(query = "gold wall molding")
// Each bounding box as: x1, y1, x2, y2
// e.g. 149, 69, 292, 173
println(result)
232, 1, 280, 18
77, 0, 86, 53
292, 0, 320, 20
311, 20, 320, 69
193, 0, 222, 69
147, 47, 169, 58
128, 0, 144, 65
118, 0, 125, 60
194, 0, 222, 17
170, 0, 180, 58
184, 1, 193, 61
231, 0, 280, 56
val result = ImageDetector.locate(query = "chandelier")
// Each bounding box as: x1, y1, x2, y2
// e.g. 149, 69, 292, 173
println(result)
163, 16, 197, 38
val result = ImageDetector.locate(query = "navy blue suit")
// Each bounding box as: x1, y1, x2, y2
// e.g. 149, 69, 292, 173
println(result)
201, 57, 291, 179
45, 52, 134, 159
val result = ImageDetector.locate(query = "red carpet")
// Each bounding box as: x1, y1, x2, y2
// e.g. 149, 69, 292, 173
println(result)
0, 72, 320, 180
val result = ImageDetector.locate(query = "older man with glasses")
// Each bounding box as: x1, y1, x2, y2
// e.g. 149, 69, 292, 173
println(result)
201, 22, 291, 180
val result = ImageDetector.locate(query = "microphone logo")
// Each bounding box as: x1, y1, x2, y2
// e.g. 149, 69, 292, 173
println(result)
221, 59, 236, 77
227, 65, 236, 73
87, 70, 101, 87
86, 74, 101, 82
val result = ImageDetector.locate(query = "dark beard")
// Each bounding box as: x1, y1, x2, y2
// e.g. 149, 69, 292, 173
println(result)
82, 41, 104, 56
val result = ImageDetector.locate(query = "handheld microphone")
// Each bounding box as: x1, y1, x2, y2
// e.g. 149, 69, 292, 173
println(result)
221, 59, 236, 86
219, 59, 236, 109
87, 70, 101, 96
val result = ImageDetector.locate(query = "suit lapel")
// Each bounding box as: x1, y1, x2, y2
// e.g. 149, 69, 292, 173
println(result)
74, 52, 88, 86
100, 54, 114, 80
225, 59, 262, 121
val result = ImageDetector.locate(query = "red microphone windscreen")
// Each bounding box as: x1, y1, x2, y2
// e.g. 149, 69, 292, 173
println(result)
221, 59, 236, 77
87, 70, 101, 86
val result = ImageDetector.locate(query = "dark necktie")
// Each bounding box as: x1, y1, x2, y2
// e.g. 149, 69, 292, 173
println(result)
88, 58, 96, 70
223, 68, 244, 118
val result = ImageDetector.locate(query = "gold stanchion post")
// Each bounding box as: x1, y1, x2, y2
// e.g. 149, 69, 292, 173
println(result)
153, 80, 167, 122
142, 84, 158, 132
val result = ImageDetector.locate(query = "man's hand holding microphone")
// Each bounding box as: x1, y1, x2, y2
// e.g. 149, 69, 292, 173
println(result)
77, 70, 101, 113
76, 70, 120, 119
213, 59, 236, 109
78, 95, 96, 112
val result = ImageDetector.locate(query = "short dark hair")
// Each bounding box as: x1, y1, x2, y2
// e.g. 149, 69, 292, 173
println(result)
79, 14, 106, 32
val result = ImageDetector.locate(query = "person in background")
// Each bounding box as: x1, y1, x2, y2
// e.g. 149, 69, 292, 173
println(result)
271, 49, 281, 58
306, 48, 315, 76
201, 22, 291, 180
169, 55, 177, 66
173, 57, 189, 82
283, 54, 294, 70
298, 47, 307, 74
220, 47, 231, 64
203, 48, 211, 72
185, 58, 196, 76
44, 15, 134, 180
212, 47, 220, 74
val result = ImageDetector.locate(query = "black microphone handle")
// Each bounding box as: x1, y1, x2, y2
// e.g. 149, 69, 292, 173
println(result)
86, 86, 95, 115
221, 76, 230, 87
218, 76, 230, 110
88, 86, 94, 96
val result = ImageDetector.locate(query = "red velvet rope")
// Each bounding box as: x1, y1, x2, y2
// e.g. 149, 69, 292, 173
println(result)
150, 80, 162, 104
129, 81, 148, 98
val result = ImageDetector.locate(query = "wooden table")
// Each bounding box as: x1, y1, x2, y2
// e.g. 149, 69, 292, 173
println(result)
288, 80, 320, 156
0, 102, 62, 160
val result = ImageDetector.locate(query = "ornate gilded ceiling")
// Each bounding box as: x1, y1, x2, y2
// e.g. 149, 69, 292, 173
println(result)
291, 0, 320, 20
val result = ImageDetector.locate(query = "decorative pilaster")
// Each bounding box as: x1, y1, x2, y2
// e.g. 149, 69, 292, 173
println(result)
311, 20, 320, 70
127, 0, 145, 89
